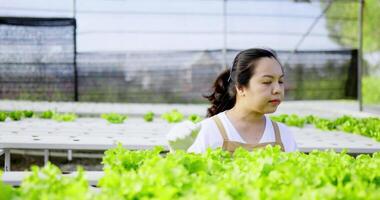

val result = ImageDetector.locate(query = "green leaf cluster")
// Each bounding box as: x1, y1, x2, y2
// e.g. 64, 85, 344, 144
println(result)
9, 111, 23, 121
53, 113, 78, 122
0, 163, 91, 200
22, 110, 34, 118
0, 112, 6, 122
0, 110, 35, 122
19, 163, 91, 200
187, 114, 203, 123
143, 111, 155, 122
161, 109, 184, 123
0, 171, 16, 200
101, 113, 128, 124
39, 110, 55, 119
270, 114, 306, 128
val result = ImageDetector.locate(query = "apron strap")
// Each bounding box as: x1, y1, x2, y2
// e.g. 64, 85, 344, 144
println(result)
213, 115, 285, 152
212, 116, 229, 141
271, 120, 285, 151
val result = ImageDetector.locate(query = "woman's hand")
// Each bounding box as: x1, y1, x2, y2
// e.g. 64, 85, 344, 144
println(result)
166, 120, 201, 152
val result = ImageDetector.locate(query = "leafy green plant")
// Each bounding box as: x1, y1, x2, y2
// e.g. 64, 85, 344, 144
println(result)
269, 114, 288, 123
161, 109, 184, 123
270, 114, 305, 127
0, 112, 7, 122
102, 144, 164, 172
53, 113, 77, 122
305, 115, 317, 124
23, 110, 34, 118
40, 110, 55, 119
0, 171, 16, 200
1, 146, 379, 199
97, 145, 380, 200
9, 111, 23, 121
143, 111, 154, 122
187, 114, 202, 123
17, 163, 91, 200
313, 118, 337, 131
271, 114, 380, 141
285, 114, 305, 127
334, 116, 380, 141
101, 113, 128, 124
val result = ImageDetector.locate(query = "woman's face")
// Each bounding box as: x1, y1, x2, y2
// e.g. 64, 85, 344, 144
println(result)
237, 57, 285, 114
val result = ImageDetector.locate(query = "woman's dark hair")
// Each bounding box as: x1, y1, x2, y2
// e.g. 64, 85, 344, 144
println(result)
204, 48, 281, 117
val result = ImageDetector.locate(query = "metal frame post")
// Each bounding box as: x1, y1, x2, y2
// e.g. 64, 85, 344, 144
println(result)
222, 0, 228, 70
44, 149, 49, 164
67, 149, 73, 161
72, 0, 78, 101
358, 0, 364, 111
4, 149, 10, 171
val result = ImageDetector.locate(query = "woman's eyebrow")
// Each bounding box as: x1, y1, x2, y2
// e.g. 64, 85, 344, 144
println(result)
262, 74, 284, 78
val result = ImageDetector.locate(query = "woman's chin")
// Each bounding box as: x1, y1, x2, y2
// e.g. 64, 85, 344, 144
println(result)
265, 107, 278, 114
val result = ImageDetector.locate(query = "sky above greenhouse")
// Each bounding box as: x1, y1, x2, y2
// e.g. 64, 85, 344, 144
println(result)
0, 0, 345, 52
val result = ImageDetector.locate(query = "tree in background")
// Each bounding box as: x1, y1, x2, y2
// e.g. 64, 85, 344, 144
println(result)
323, 0, 380, 104
324, 0, 380, 53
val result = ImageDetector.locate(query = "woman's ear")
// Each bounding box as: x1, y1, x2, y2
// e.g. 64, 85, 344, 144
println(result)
235, 85, 245, 97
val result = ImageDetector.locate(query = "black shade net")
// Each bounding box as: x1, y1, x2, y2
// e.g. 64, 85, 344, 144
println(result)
0, 17, 357, 103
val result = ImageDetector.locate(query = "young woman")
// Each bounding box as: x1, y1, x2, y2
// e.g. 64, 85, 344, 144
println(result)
187, 48, 298, 153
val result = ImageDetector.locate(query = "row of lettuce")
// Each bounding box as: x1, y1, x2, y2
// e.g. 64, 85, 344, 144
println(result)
1, 109, 379, 142
270, 114, 380, 141
0, 109, 202, 124
0, 110, 77, 122
1, 145, 380, 199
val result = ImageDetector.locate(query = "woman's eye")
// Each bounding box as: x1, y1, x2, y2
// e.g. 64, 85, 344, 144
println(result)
263, 82, 271, 84
279, 81, 284, 84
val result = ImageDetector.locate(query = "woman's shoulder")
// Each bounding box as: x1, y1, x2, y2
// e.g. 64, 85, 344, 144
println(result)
187, 114, 224, 153
199, 112, 224, 128
197, 115, 221, 137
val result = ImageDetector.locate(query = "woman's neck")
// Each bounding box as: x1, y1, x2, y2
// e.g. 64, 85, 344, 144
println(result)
226, 105, 264, 124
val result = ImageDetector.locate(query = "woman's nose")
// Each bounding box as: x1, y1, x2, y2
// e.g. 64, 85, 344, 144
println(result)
272, 83, 282, 94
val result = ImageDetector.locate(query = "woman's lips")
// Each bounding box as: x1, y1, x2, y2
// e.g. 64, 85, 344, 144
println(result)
269, 100, 281, 105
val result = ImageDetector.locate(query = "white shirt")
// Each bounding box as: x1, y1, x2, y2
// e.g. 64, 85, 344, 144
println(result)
187, 111, 298, 153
